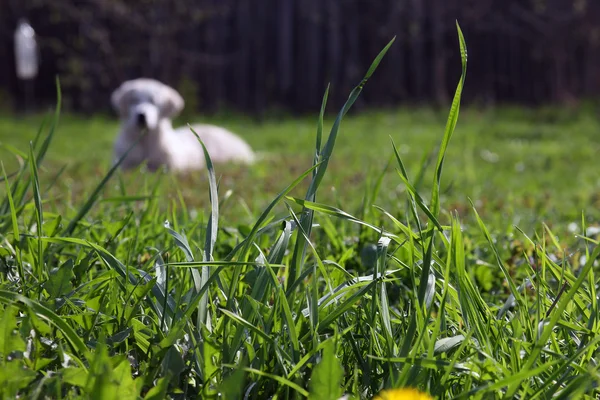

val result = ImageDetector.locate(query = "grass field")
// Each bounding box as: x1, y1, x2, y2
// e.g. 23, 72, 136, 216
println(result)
2, 31, 600, 399
3, 103, 600, 233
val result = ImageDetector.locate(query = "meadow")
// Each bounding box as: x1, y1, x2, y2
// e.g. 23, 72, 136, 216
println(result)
1, 29, 600, 399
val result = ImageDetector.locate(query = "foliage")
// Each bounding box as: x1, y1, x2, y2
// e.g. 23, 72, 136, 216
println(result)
1, 23, 600, 400
2, 0, 597, 112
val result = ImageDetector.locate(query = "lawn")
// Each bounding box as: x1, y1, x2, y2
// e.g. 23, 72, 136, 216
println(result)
3, 103, 600, 232
1, 32, 600, 399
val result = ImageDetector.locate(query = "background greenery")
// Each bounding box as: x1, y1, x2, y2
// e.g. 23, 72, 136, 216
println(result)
1, 31, 600, 399
2, 102, 600, 232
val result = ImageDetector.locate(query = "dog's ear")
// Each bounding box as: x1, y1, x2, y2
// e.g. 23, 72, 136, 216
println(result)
160, 86, 185, 119
110, 84, 131, 117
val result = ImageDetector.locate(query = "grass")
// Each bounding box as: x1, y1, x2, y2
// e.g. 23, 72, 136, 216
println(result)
2, 25, 600, 399
3, 101, 600, 233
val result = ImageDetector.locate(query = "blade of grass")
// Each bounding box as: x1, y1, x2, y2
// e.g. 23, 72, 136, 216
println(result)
192, 127, 220, 329
28, 143, 44, 278
429, 22, 467, 222
35, 77, 62, 166
289, 37, 396, 286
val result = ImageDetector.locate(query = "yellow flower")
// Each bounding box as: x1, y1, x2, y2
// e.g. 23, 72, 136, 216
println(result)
373, 387, 433, 400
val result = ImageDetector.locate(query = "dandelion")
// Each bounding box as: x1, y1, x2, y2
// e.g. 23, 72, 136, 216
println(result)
373, 387, 433, 400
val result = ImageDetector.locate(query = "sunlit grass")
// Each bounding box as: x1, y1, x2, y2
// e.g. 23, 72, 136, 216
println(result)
1, 24, 600, 399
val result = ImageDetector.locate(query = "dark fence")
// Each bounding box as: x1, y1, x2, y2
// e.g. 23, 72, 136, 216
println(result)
0, 0, 598, 115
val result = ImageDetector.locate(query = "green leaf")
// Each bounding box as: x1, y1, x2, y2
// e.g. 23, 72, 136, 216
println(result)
89, 342, 113, 400
218, 366, 246, 400
317, 279, 377, 332
144, 376, 170, 400
202, 325, 220, 384
308, 340, 343, 400
110, 357, 142, 398
161, 346, 185, 384
434, 335, 466, 355
0, 359, 37, 398
62, 367, 88, 388
43, 259, 75, 299
0, 306, 26, 356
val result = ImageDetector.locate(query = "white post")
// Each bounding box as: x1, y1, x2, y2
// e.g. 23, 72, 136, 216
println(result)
14, 19, 39, 112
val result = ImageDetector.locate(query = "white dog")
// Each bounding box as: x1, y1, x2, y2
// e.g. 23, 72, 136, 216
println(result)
111, 78, 255, 172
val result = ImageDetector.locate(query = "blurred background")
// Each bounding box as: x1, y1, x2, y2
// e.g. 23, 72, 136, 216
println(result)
1, 0, 599, 116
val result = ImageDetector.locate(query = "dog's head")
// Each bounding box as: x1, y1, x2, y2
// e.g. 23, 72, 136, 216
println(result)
111, 78, 184, 130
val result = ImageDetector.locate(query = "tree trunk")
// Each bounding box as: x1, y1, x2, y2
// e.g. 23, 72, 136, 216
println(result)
306, 0, 322, 110
235, 0, 250, 111
409, 0, 425, 100
277, 0, 294, 104
326, 0, 340, 95
430, 0, 448, 105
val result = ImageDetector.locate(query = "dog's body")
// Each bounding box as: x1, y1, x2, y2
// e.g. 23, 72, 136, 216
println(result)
111, 78, 255, 172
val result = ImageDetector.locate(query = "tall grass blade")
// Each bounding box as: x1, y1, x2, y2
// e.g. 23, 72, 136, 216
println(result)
289, 37, 396, 285
192, 127, 220, 328
2, 163, 20, 245
28, 143, 44, 277
430, 22, 467, 221
35, 77, 62, 166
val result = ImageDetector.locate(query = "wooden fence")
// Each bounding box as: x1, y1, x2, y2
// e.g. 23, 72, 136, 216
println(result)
0, 0, 598, 114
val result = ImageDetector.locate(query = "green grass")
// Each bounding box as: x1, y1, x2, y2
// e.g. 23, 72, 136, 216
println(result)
2, 26, 600, 399
3, 101, 600, 233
